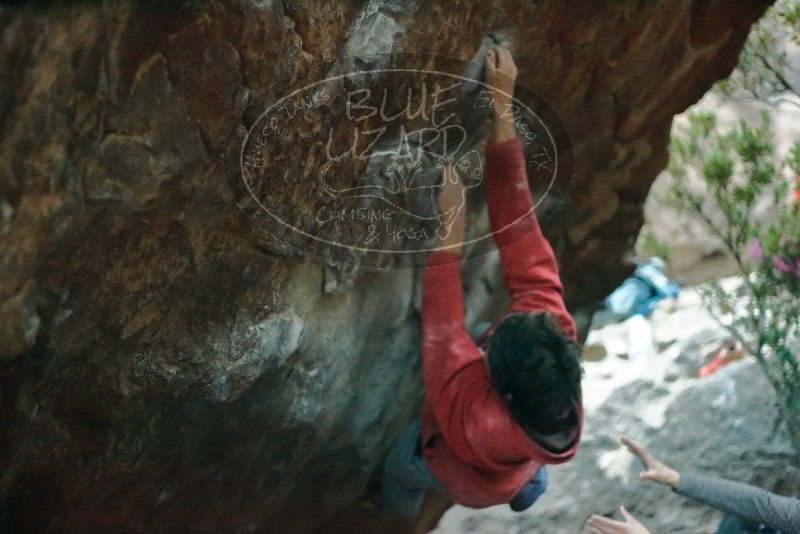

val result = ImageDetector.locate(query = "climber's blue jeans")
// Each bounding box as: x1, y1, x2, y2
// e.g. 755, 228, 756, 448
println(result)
380, 418, 443, 519
379, 418, 549, 519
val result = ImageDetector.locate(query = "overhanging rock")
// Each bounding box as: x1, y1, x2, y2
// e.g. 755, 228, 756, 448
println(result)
0, 1, 772, 531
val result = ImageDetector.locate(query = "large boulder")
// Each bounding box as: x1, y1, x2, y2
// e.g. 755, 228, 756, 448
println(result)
0, 1, 772, 532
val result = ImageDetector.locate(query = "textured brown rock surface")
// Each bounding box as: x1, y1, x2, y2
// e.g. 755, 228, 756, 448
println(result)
0, 1, 771, 532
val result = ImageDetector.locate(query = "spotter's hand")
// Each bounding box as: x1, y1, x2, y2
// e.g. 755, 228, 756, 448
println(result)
587, 506, 650, 534
620, 436, 680, 489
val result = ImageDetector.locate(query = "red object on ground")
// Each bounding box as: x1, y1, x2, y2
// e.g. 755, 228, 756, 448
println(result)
699, 343, 745, 377
419, 137, 582, 509
698, 352, 726, 377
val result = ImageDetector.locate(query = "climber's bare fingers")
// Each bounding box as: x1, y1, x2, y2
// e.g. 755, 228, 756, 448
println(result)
587, 514, 627, 534
485, 48, 497, 72
620, 436, 649, 463
497, 46, 516, 75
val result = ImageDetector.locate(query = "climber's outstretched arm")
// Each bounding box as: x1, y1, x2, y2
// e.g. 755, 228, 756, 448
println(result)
483, 46, 576, 339
434, 163, 466, 253
420, 164, 487, 456
421, 162, 466, 335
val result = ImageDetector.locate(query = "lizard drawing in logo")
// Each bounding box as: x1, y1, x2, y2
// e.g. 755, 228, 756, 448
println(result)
318, 122, 484, 239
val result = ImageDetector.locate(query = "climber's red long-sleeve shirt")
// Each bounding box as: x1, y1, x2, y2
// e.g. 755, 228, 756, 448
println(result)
420, 137, 582, 509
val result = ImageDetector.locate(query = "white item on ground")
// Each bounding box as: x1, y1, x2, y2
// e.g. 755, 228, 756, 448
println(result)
626, 314, 656, 360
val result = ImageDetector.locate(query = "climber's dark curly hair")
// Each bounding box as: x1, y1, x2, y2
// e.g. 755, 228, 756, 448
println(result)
487, 311, 583, 436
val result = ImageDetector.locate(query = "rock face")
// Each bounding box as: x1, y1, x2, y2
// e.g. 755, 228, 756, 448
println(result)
637, 90, 800, 285
0, 1, 772, 532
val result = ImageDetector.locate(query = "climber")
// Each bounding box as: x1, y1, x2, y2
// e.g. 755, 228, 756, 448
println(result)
377, 45, 584, 520
586, 436, 800, 534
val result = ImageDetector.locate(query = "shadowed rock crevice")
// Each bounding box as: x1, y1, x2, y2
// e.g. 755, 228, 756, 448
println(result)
0, 0, 772, 532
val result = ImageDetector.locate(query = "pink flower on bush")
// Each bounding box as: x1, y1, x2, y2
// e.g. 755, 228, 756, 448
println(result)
773, 255, 792, 273
748, 240, 763, 263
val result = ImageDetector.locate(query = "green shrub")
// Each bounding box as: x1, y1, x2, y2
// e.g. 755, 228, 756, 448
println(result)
667, 108, 800, 453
